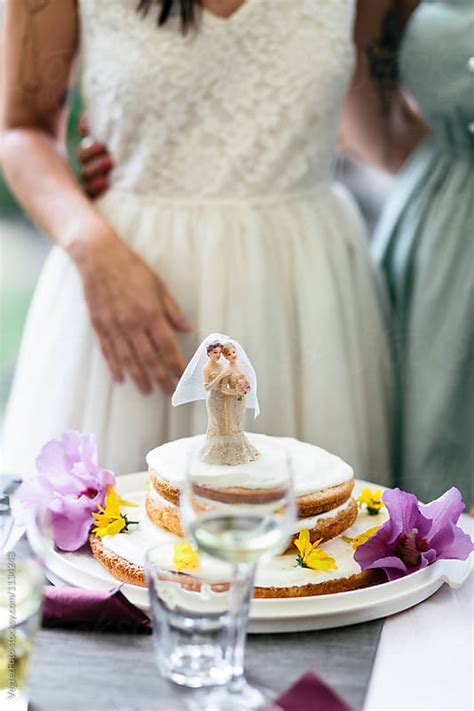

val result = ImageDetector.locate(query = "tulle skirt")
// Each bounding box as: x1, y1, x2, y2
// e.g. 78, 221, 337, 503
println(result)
2, 183, 393, 483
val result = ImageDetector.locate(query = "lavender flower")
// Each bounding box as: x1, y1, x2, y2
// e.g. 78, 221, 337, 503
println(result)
354, 487, 474, 581
17, 431, 115, 551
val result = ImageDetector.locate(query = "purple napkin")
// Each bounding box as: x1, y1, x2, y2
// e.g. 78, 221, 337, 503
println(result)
275, 671, 354, 711
42, 585, 152, 634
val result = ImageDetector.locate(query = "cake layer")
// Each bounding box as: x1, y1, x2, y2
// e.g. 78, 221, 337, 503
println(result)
146, 433, 353, 498
90, 494, 388, 598
145, 484, 358, 544
90, 534, 382, 597
148, 461, 355, 516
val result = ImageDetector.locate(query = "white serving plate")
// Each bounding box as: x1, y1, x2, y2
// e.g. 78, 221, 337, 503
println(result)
27, 472, 473, 633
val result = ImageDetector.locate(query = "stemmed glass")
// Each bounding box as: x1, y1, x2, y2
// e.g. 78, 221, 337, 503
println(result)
180, 448, 296, 710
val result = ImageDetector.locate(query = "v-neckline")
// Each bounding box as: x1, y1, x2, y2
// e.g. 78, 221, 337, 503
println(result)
201, 0, 252, 25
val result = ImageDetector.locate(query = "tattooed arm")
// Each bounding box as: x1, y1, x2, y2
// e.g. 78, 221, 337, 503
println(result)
341, 0, 430, 173
0, 0, 190, 395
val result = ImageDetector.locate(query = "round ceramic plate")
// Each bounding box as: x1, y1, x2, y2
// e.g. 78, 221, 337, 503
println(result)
28, 472, 473, 633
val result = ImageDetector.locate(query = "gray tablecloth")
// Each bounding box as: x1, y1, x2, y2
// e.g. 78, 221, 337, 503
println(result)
28, 620, 383, 710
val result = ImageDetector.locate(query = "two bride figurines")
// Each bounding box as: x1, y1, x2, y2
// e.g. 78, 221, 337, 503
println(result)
172, 334, 260, 466
201, 340, 259, 466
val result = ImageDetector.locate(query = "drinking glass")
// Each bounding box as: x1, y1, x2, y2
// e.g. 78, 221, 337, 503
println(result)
0, 549, 44, 709
179, 448, 296, 710
145, 544, 254, 689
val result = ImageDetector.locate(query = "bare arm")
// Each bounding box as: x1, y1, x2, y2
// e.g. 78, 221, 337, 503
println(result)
341, 0, 430, 173
0, 0, 103, 253
1, 0, 191, 395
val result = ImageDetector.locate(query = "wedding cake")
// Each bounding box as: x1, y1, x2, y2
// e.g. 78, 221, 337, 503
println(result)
90, 333, 388, 597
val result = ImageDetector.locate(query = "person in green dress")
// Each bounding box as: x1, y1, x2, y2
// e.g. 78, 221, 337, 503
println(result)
345, 0, 473, 505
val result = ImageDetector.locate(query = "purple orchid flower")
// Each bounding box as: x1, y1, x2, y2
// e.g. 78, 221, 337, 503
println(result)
354, 487, 474, 581
17, 431, 115, 551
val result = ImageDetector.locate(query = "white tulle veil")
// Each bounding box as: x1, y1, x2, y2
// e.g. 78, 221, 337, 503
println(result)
171, 333, 260, 417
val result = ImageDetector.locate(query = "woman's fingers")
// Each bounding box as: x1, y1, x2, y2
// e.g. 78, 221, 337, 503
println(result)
80, 154, 113, 181
161, 286, 193, 333
82, 235, 190, 395
112, 331, 152, 395
77, 135, 107, 163
96, 330, 124, 384
77, 137, 112, 198
148, 316, 186, 379
134, 331, 176, 395
84, 177, 109, 199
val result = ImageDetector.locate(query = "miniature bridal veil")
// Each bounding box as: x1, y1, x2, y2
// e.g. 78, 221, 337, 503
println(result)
171, 333, 260, 417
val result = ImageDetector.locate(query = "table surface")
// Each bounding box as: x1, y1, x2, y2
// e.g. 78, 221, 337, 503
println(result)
28, 620, 383, 711
365, 563, 473, 711
11, 499, 473, 711
27, 568, 474, 711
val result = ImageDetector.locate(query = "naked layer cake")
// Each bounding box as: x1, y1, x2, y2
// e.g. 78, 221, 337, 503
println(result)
90, 333, 386, 597
90, 432, 386, 597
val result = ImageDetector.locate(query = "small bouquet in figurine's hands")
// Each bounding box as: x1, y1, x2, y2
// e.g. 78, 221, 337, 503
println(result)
236, 375, 251, 400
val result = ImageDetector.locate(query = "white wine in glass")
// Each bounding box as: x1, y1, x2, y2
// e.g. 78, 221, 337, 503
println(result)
180, 452, 296, 710
0, 551, 43, 709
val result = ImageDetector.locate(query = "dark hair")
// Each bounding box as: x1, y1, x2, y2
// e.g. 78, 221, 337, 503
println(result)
136, 0, 201, 33
206, 341, 223, 355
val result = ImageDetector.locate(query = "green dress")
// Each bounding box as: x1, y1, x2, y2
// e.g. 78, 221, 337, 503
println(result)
373, 0, 474, 505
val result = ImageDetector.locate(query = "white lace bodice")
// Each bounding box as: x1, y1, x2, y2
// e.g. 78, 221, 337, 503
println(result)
78, 0, 355, 199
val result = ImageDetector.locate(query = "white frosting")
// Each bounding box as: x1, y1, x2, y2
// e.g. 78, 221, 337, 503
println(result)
146, 433, 353, 497
102, 494, 180, 569
292, 499, 353, 532
100, 494, 387, 590
147, 485, 175, 508
146, 482, 354, 534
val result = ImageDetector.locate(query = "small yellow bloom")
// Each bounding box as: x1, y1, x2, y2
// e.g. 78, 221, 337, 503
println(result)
342, 526, 381, 550
294, 529, 338, 572
92, 486, 139, 537
357, 488, 384, 515
173, 541, 200, 571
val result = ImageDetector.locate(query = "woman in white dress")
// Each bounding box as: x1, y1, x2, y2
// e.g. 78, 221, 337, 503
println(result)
1, 0, 394, 482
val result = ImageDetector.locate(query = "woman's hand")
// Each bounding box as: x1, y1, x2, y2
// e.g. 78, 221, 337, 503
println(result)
77, 116, 113, 198
71, 222, 192, 395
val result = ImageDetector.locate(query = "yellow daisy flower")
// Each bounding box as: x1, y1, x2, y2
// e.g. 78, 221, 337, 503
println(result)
357, 488, 384, 515
294, 529, 337, 572
173, 541, 200, 571
92, 486, 139, 537
342, 526, 381, 550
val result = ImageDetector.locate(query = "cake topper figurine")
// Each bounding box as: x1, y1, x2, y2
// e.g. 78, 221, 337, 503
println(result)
172, 333, 260, 465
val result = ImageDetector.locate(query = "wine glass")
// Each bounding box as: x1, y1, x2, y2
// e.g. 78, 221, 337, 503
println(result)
0, 484, 44, 711
179, 447, 296, 710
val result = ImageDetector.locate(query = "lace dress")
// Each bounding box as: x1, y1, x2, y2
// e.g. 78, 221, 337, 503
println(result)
2, 0, 393, 482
